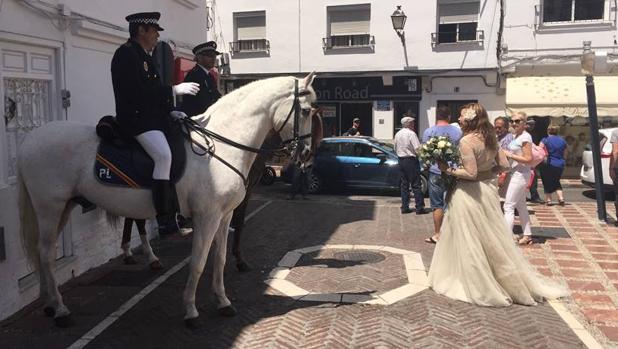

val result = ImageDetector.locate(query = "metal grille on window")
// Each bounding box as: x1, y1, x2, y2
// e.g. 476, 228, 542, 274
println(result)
3, 78, 51, 177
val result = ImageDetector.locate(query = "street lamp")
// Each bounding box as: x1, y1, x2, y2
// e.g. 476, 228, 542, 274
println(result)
391, 5, 407, 41
581, 40, 607, 222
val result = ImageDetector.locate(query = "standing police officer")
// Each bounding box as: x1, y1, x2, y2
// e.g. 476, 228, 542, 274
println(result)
111, 12, 199, 237
181, 41, 222, 117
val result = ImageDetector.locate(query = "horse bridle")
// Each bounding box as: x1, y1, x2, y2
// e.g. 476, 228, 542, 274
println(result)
181, 79, 313, 187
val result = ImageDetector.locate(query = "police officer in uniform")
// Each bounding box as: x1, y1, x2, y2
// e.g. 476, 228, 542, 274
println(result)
111, 12, 200, 237
181, 41, 222, 117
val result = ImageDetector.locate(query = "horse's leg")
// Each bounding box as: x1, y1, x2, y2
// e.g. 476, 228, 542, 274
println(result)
135, 219, 163, 270
212, 212, 235, 316
183, 213, 220, 328
41, 201, 75, 318
37, 205, 73, 327
121, 218, 138, 265
231, 195, 251, 272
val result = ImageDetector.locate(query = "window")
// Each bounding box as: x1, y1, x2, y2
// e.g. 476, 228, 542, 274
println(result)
543, 0, 605, 23
325, 4, 373, 49
436, 1, 480, 44
231, 11, 268, 53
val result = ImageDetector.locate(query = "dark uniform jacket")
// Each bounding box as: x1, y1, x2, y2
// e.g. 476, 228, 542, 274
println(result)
180, 64, 221, 117
111, 39, 174, 137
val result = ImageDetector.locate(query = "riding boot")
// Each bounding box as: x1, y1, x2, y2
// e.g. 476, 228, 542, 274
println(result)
152, 179, 181, 238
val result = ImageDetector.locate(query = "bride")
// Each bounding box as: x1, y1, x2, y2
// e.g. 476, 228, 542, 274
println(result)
428, 103, 568, 306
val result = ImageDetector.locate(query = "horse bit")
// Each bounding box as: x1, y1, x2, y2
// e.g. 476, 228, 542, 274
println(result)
180, 79, 313, 188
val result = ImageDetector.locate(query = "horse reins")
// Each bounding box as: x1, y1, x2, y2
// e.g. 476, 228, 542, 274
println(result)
180, 79, 313, 188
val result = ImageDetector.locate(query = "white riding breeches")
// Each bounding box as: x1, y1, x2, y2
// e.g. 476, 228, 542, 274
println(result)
135, 130, 172, 180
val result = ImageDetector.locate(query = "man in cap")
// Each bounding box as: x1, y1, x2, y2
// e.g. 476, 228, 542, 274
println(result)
394, 115, 428, 215
111, 12, 200, 238
344, 117, 361, 136
181, 41, 223, 117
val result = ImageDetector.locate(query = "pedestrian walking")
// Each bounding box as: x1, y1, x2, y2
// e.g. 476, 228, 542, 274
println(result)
422, 106, 462, 243
503, 112, 534, 245
494, 116, 514, 197
540, 125, 567, 206
526, 119, 544, 204
394, 115, 427, 215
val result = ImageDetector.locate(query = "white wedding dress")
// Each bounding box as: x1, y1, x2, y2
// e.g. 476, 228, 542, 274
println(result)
428, 134, 568, 306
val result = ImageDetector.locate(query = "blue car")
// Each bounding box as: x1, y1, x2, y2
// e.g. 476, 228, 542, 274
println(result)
282, 136, 428, 195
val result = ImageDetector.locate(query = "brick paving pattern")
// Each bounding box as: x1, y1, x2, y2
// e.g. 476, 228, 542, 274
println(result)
0, 191, 609, 348
287, 249, 408, 294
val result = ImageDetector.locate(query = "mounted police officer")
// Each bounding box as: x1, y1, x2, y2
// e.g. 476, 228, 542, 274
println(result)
111, 12, 199, 237
180, 41, 222, 117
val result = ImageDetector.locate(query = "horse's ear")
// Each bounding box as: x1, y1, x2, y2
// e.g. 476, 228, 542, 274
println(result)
303, 71, 316, 88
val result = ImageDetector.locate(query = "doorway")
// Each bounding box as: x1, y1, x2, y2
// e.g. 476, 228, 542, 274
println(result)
341, 102, 373, 137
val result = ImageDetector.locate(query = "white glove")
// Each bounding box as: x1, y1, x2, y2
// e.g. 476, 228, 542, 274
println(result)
170, 111, 188, 120
172, 82, 200, 96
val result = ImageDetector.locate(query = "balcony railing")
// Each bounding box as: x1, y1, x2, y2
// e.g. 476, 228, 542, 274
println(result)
322, 34, 375, 50
431, 29, 484, 47
229, 39, 270, 53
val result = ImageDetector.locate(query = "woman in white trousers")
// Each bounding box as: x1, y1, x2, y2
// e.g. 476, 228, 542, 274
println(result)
503, 112, 534, 245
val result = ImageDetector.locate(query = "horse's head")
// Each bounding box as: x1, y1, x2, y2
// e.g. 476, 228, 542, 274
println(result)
274, 72, 318, 164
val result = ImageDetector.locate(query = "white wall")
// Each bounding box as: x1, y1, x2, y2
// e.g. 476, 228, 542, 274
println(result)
502, 0, 618, 73
0, 0, 206, 320
216, 0, 500, 74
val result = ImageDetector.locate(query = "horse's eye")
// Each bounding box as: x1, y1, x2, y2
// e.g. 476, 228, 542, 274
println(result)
301, 108, 311, 116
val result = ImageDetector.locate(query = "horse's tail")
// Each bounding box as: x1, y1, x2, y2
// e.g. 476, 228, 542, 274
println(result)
18, 169, 40, 268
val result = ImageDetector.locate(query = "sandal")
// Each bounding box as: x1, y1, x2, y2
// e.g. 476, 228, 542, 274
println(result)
518, 236, 533, 245
545, 200, 553, 206
558, 200, 565, 206
425, 236, 438, 244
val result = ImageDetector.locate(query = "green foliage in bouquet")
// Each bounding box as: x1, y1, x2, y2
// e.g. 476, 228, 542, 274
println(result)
417, 136, 460, 170
417, 136, 461, 194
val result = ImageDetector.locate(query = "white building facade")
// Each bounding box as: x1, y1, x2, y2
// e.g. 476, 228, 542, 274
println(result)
211, 0, 504, 140
502, 0, 618, 176
0, 0, 206, 320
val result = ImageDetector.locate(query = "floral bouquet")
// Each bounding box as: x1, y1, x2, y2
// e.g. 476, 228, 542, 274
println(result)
417, 136, 461, 191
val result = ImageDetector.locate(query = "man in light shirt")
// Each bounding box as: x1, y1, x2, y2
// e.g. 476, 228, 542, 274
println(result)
394, 115, 428, 215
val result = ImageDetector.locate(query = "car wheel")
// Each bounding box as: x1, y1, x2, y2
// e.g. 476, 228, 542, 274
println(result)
260, 166, 276, 185
420, 174, 429, 198
307, 171, 321, 194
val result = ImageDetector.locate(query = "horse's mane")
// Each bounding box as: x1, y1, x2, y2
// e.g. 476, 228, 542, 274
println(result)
194, 77, 298, 124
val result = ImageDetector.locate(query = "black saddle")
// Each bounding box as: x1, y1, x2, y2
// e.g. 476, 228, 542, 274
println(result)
94, 116, 187, 189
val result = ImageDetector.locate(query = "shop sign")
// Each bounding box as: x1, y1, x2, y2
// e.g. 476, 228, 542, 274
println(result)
313, 76, 421, 101
321, 105, 337, 118
376, 100, 391, 111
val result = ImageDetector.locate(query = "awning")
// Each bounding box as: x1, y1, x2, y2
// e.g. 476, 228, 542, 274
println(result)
506, 76, 618, 117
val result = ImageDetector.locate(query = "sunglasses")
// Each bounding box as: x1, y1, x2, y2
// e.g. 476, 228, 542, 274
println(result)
510, 119, 524, 124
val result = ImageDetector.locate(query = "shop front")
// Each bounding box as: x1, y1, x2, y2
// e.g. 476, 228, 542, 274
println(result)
222, 74, 422, 140
506, 75, 618, 178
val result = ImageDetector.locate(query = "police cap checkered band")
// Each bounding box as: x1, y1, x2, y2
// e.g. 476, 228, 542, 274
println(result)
193, 41, 221, 55
125, 12, 164, 31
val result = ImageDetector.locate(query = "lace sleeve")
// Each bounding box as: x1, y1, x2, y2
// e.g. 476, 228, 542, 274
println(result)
450, 138, 478, 180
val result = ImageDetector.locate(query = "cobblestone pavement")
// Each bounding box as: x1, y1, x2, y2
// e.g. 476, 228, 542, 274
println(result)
0, 185, 613, 348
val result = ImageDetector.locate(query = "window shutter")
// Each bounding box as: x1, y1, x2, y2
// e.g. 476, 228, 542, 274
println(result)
329, 9, 370, 35
438, 1, 480, 24
236, 15, 266, 40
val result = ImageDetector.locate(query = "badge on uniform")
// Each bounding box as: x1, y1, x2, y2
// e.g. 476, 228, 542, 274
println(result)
143, 61, 149, 72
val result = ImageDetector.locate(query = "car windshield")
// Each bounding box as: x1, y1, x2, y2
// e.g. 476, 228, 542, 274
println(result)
376, 141, 395, 153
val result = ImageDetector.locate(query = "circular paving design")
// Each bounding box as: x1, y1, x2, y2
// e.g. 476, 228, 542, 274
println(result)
264, 244, 429, 305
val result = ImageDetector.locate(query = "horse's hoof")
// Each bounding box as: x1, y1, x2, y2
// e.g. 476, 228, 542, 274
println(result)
54, 314, 74, 328
236, 261, 252, 272
149, 260, 164, 270
218, 305, 237, 317
123, 256, 138, 265
184, 317, 200, 330
43, 306, 55, 317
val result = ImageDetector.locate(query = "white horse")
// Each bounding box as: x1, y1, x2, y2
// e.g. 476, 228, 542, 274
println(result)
18, 73, 317, 327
